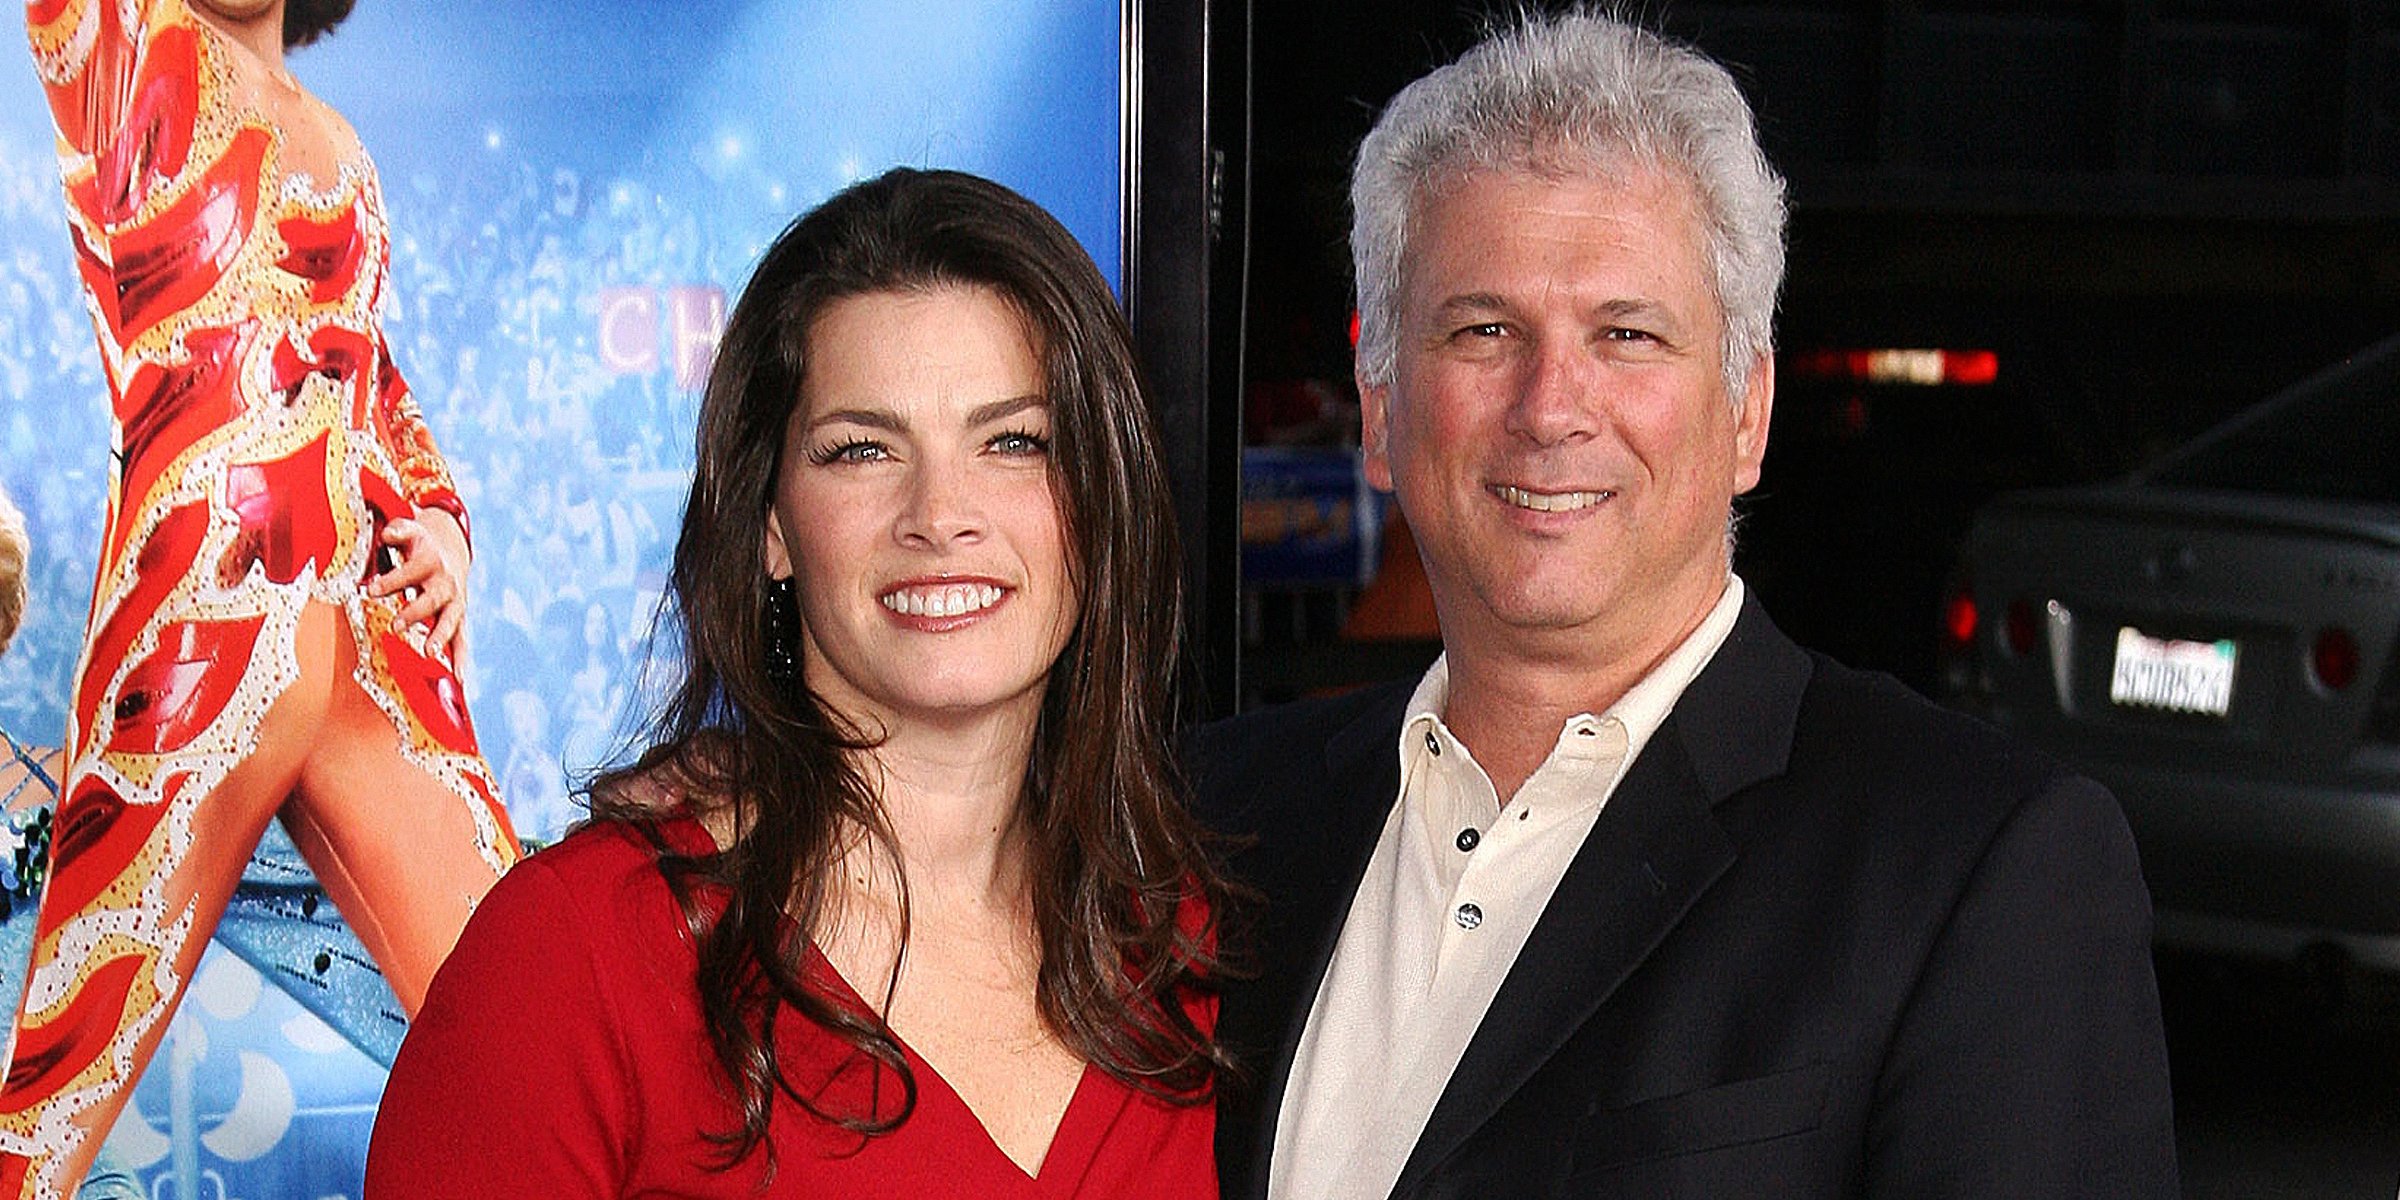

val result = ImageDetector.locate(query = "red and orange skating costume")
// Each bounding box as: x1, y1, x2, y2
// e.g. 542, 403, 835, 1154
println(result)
4, 2, 521, 1193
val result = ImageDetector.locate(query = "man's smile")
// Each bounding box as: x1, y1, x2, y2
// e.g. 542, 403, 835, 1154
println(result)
1490, 484, 1614, 513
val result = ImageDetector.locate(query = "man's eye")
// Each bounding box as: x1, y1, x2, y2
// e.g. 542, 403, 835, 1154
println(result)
1605, 326, 1659, 343
1458, 322, 1508, 339
808, 439, 888, 466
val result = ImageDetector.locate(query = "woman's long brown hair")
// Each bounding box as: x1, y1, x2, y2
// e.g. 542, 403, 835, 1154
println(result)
588, 168, 1233, 1167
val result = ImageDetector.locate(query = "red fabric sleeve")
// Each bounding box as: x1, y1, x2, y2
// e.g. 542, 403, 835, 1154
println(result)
25, 0, 174, 159
371, 329, 469, 535
365, 855, 635, 1196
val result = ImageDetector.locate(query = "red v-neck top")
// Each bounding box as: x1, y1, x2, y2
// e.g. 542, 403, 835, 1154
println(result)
366, 816, 1218, 1198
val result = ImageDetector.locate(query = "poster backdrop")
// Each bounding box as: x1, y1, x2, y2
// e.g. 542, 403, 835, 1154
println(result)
0, 1, 1121, 1193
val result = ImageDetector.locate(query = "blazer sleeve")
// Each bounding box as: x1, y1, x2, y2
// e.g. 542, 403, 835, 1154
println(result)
366, 856, 637, 1197
1864, 773, 2179, 1198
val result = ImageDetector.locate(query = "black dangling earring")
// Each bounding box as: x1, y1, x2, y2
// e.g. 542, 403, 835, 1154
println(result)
763, 575, 803, 690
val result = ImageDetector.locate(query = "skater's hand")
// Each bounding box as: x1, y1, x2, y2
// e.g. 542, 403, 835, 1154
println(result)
371, 511, 472, 662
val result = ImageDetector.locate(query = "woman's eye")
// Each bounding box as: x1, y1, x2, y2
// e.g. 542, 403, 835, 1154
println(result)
989, 430, 1050, 457
808, 439, 888, 466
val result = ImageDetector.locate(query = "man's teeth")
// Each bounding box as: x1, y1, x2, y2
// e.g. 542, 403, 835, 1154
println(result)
1495, 485, 1610, 513
881, 583, 1005, 618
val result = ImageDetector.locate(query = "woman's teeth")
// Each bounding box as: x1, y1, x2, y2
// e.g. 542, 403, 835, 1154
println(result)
881, 583, 1005, 618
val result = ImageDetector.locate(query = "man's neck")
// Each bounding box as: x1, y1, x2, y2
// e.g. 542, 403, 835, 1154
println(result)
1438, 576, 1728, 804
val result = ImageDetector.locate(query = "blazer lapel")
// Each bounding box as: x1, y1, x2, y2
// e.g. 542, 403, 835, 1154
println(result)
1388, 595, 1811, 1195
1239, 684, 1411, 1187
1389, 718, 1734, 1195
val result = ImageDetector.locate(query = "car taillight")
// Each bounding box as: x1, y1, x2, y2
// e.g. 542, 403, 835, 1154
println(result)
1935, 571, 1990, 706
1941, 592, 1978, 650
2311, 627, 2360, 692
2003, 598, 2041, 657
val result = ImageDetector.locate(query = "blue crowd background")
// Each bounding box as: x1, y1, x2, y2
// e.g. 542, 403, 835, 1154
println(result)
0, 1, 1121, 1193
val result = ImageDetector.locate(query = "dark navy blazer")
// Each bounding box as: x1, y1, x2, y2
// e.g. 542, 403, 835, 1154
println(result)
1194, 594, 2179, 1198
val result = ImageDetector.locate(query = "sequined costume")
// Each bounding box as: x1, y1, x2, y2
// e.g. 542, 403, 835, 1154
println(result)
3, 2, 521, 1193
0, 735, 405, 1099
0, 744, 137, 1200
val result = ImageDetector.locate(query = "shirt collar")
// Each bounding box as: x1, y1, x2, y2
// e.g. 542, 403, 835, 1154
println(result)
1397, 574, 1748, 777
1608, 574, 1745, 776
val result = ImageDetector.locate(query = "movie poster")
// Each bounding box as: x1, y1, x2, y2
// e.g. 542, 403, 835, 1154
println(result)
0, 2, 1120, 1192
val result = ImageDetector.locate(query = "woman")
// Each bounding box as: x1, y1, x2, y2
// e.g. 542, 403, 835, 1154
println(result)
367, 168, 1232, 1195
7, 2, 521, 1194
0, 487, 139, 1200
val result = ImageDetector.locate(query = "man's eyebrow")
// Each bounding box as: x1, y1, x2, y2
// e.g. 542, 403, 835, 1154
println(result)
1432, 292, 1512, 318
1597, 297, 1673, 320
1428, 293, 1678, 325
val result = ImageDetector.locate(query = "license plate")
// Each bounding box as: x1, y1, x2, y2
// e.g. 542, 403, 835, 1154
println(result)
2110, 627, 2237, 717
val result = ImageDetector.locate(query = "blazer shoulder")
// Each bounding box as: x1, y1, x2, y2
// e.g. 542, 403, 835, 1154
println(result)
1783, 652, 2100, 830
1193, 679, 1411, 763
1188, 679, 1413, 829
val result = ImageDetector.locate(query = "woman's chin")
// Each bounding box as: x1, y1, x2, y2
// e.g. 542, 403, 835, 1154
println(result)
888, 684, 1046, 727
811, 663, 1052, 733
192, 0, 281, 20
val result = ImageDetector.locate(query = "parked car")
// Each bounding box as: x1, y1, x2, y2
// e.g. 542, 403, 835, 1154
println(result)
1942, 333, 2400, 976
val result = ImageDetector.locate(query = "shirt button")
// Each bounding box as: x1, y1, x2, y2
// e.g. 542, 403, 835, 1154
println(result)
1455, 902, 1483, 930
1455, 827, 1480, 852
1425, 730, 1441, 756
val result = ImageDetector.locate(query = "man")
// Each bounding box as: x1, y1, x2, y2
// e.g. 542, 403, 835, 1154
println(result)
1196, 13, 2178, 1198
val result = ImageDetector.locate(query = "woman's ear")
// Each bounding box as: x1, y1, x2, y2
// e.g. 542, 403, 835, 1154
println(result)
763, 511, 793, 580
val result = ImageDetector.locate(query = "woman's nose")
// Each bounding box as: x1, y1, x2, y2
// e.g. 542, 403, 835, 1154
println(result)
894, 458, 984, 547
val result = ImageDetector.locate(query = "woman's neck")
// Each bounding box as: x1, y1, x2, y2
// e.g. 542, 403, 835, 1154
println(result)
842, 697, 1044, 911
191, 3, 287, 74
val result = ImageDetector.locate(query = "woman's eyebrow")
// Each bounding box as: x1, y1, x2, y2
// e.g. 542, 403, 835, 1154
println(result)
804, 407, 905, 433
805, 394, 1046, 434
966, 394, 1048, 426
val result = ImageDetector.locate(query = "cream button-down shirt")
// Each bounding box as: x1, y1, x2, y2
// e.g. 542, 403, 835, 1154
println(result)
1268, 577, 1748, 1200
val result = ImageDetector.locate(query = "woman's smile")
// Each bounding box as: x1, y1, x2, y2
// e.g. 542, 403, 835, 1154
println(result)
878, 577, 1012, 627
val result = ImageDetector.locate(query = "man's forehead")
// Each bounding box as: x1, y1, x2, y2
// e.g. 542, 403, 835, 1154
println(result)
1398, 159, 1715, 306
1409, 142, 1692, 219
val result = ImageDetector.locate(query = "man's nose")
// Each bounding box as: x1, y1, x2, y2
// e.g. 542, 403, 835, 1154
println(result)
894, 458, 985, 548
1503, 337, 1601, 447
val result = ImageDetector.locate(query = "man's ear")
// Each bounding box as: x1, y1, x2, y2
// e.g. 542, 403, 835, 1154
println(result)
1732, 352, 1773, 495
1360, 369, 1395, 493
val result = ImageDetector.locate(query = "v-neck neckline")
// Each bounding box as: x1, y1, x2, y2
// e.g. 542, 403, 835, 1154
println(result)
804, 941, 1120, 1186
655, 811, 1125, 1187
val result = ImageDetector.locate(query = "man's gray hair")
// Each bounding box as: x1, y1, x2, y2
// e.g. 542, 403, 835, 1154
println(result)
1350, 10, 1787, 400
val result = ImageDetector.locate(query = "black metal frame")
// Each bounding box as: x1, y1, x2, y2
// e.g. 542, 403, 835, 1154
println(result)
1122, 0, 1250, 720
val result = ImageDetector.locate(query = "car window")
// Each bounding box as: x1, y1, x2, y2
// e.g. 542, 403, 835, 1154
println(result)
2149, 378, 2400, 505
